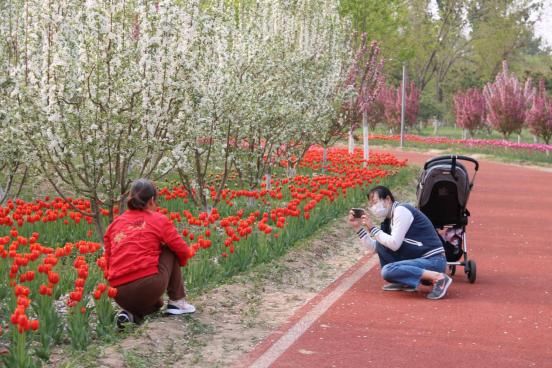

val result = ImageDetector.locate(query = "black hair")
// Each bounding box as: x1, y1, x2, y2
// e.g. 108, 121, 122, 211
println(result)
127, 178, 158, 210
367, 185, 395, 202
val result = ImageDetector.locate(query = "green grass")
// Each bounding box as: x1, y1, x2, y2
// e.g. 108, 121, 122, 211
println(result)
412, 125, 540, 142
365, 126, 552, 166
377, 138, 551, 166
370, 122, 547, 143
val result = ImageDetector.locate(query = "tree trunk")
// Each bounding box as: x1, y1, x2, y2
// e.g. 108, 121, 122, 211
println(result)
322, 146, 328, 174
362, 111, 369, 167
287, 162, 297, 178
348, 127, 354, 154
436, 80, 443, 103
265, 170, 272, 190
91, 200, 105, 243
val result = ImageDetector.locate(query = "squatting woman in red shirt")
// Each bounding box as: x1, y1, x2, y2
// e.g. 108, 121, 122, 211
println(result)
104, 178, 195, 328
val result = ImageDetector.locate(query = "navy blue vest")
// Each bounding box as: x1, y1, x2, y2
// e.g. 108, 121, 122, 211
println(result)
376, 203, 444, 265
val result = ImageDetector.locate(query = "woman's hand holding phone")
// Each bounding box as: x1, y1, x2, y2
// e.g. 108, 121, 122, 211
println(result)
351, 208, 365, 218
348, 208, 374, 232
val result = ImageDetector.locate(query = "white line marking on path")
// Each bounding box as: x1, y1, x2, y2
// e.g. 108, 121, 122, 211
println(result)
249, 255, 379, 368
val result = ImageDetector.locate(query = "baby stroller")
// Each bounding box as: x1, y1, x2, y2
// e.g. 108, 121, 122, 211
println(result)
416, 155, 479, 283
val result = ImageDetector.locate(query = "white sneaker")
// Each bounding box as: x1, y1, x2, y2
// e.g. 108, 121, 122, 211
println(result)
166, 299, 196, 315
115, 310, 135, 330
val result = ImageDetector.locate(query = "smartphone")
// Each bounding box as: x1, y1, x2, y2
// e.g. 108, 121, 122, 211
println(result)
351, 208, 365, 218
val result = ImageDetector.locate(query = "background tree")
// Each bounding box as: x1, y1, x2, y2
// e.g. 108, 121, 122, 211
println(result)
338, 0, 408, 64
453, 88, 486, 137
366, 89, 386, 130
440, 0, 545, 125
483, 61, 534, 139
469, 0, 543, 81
340, 0, 549, 129
405, 0, 472, 96
526, 80, 552, 144
342, 34, 385, 159
381, 81, 421, 134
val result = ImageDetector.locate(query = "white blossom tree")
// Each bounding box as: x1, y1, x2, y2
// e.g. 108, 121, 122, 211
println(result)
170, 0, 351, 200
2, 0, 354, 232
0, 0, 33, 204
231, 0, 350, 179
3, 0, 197, 234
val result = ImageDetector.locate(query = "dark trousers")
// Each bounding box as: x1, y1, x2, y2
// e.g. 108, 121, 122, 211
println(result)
114, 246, 186, 321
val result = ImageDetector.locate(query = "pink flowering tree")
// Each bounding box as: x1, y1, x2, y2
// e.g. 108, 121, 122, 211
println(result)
380, 84, 400, 132
381, 81, 420, 134
483, 61, 534, 139
366, 89, 386, 130
405, 81, 421, 128
342, 34, 385, 159
526, 80, 552, 144
453, 88, 486, 137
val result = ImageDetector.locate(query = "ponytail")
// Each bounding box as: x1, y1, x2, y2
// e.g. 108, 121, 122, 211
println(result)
127, 179, 157, 210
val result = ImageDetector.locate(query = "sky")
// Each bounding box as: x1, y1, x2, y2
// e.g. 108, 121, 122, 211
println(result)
534, 1, 552, 47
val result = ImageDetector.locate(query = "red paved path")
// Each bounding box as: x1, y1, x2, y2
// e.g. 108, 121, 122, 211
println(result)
240, 149, 552, 368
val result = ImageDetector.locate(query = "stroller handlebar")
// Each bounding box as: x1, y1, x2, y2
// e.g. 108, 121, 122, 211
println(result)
423, 155, 479, 171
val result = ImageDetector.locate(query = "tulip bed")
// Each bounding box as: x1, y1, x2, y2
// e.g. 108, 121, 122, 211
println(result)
370, 134, 552, 164
0, 146, 407, 367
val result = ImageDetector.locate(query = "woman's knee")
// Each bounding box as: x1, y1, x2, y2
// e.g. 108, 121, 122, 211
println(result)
381, 263, 397, 280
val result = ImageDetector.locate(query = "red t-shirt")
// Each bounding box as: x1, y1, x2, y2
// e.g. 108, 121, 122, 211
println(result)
103, 209, 192, 287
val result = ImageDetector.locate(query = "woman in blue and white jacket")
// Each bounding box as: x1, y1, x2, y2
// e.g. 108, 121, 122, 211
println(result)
349, 185, 452, 300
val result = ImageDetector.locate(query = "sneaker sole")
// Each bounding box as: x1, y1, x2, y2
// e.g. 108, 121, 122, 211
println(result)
382, 286, 416, 292
165, 308, 196, 315
383, 288, 417, 292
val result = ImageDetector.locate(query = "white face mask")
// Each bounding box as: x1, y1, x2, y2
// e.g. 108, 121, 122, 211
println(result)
370, 201, 388, 219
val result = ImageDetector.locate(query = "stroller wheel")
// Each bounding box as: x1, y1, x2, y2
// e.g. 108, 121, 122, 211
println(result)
448, 265, 456, 276
465, 259, 476, 283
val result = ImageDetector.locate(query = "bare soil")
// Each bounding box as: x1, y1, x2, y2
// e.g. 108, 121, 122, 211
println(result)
49, 216, 367, 368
